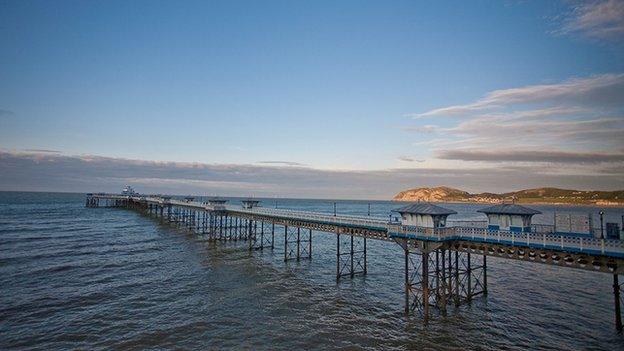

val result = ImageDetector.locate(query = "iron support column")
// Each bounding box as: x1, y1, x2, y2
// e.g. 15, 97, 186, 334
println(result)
284, 225, 288, 262
483, 255, 488, 295
336, 232, 341, 280
615, 274, 622, 332
404, 241, 409, 315
422, 249, 430, 322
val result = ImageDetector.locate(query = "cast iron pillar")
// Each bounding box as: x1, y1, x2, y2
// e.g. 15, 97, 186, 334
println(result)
615, 273, 623, 332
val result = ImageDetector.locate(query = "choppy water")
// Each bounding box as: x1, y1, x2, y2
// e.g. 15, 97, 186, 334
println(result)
1, 191, 624, 350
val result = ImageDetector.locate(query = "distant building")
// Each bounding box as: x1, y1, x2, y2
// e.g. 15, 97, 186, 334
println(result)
477, 204, 541, 232
121, 185, 136, 196
392, 203, 457, 228
184, 196, 195, 202
205, 197, 228, 205
241, 199, 261, 209
205, 197, 228, 210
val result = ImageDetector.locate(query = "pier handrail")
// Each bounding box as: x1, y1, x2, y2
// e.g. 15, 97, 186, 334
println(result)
88, 193, 624, 257
227, 205, 389, 229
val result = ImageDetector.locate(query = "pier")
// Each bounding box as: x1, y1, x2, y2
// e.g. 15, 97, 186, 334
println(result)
86, 193, 624, 331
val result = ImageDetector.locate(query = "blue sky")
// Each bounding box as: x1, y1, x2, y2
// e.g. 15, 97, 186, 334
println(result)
1, 0, 623, 197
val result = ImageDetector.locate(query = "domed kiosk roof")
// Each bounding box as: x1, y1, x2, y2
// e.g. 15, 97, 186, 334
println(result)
392, 203, 457, 216
477, 204, 541, 215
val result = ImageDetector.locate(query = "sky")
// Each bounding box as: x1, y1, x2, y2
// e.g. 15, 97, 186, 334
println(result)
1, 0, 623, 198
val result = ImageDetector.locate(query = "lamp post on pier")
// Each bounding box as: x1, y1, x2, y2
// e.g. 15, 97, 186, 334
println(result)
600, 211, 604, 239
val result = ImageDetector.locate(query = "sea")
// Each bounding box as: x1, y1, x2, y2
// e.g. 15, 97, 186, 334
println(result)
1, 191, 624, 350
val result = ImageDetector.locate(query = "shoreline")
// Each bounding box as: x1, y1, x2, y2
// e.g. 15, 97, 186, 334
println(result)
391, 198, 624, 208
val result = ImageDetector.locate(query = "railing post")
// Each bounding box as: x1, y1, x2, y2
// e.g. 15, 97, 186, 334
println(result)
580, 238, 583, 251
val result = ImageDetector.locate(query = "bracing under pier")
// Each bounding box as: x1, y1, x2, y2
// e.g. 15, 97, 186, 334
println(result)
398, 239, 486, 319
284, 225, 311, 261
86, 193, 624, 331
249, 220, 275, 250
336, 234, 367, 279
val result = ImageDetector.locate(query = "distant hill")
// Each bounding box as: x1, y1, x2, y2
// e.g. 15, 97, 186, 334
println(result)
393, 186, 624, 206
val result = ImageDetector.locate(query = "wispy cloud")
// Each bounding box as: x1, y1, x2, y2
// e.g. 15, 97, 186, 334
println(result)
413, 73, 624, 118
437, 149, 624, 164
556, 0, 624, 40
257, 161, 306, 166
402, 72, 624, 177
447, 116, 624, 145
403, 124, 440, 133
397, 156, 425, 163
0, 109, 14, 117
22, 149, 62, 154
1, 151, 622, 196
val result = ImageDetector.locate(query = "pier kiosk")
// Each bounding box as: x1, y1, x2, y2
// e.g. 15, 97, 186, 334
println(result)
205, 197, 228, 210
241, 199, 261, 209
478, 204, 541, 232
393, 203, 457, 228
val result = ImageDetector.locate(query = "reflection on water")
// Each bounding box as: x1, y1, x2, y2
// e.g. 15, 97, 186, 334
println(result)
1, 192, 623, 350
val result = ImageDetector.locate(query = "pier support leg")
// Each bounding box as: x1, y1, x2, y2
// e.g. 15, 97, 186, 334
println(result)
336, 232, 340, 280
404, 240, 430, 317
483, 255, 488, 295
284, 225, 288, 262
248, 220, 256, 250
422, 249, 430, 321
404, 242, 409, 315
615, 274, 623, 332
454, 251, 460, 307
467, 253, 472, 301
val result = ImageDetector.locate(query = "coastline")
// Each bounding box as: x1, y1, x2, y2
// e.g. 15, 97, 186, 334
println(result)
391, 198, 624, 208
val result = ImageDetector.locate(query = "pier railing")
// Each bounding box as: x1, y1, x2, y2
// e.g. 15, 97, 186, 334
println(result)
390, 224, 624, 257
227, 206, 389, 229
91, 194, 624, 257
